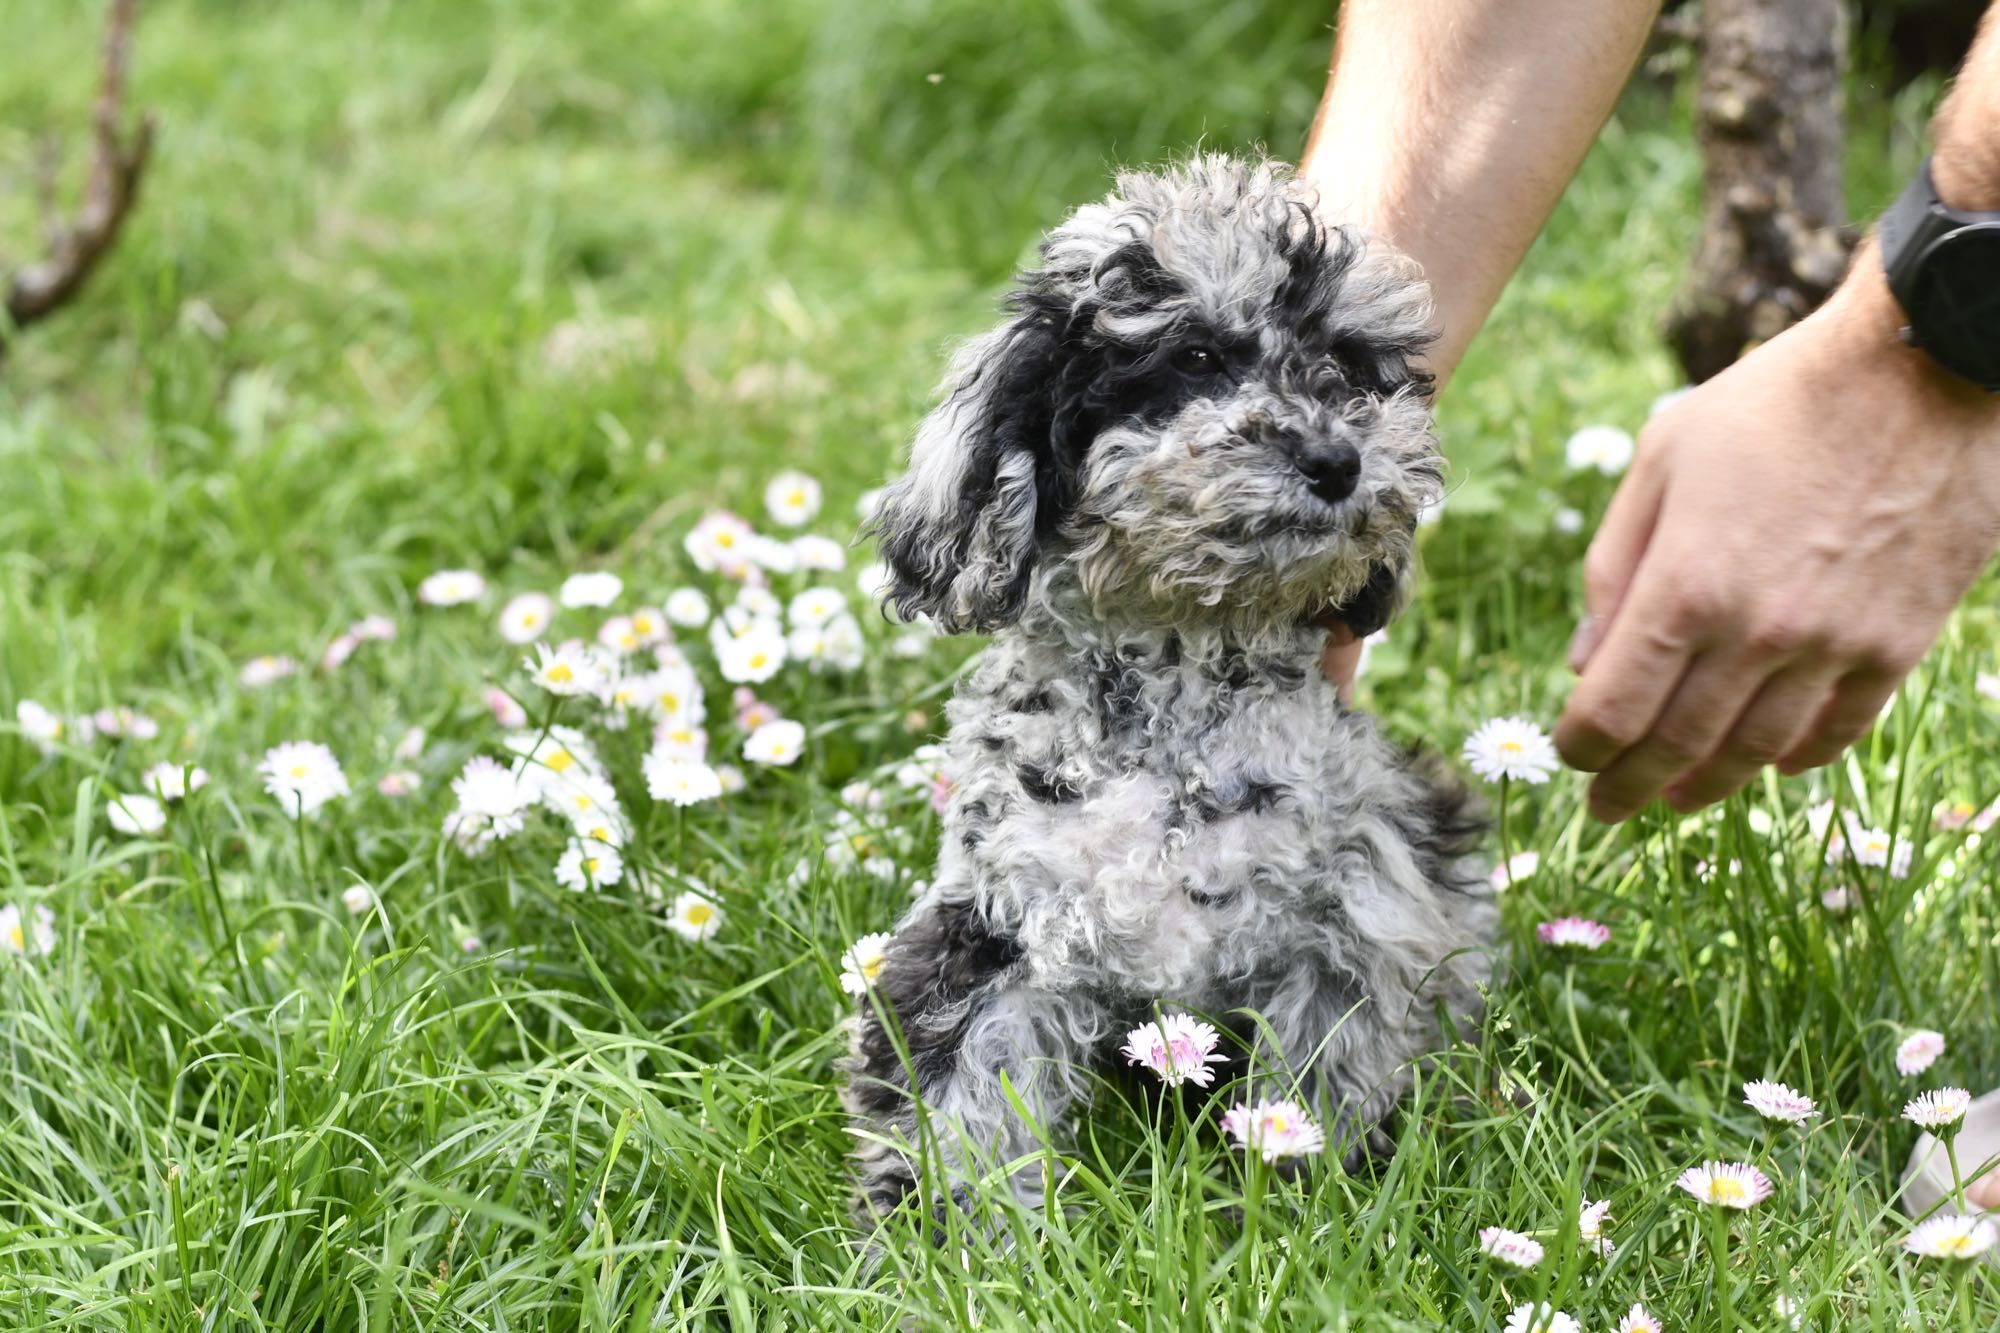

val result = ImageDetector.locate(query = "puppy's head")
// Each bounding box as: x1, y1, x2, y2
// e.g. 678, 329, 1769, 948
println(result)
871, 155, 1440, 636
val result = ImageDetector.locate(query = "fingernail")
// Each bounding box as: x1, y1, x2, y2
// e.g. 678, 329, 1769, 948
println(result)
1567, 616, 1599, 674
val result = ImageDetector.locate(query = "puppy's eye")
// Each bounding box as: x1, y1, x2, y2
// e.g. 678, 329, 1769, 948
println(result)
1171, 345, 1224, 376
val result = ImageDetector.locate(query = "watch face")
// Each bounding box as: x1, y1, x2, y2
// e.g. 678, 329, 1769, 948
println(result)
1906, 221, 2000, 390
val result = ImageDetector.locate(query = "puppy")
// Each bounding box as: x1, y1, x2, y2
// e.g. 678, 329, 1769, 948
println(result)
845, 156, 1496, 1228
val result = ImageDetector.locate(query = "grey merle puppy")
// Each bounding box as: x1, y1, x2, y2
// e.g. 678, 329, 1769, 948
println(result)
845, 156, 1497, 1228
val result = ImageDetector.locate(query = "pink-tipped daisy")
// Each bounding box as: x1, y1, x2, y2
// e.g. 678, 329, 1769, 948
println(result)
1490, 849, 1540, 891
1119, 1013, 1227, 1088
1220, 1099, 1326, 1163
1897, 1030, 1946, 1077
1674, 1160, 1774, 1210
1537, 916, 1610, 950
1903, 1087, 1972, 1130
1904, 1213, 2000, 1260
1742, 1079, 1818, 1124
1477, 1226, 1544, 1269
1577, 1198, 1613, 1254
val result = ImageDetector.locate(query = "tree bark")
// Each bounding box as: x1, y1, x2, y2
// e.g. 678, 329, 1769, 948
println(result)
1664, 0, 1851, 383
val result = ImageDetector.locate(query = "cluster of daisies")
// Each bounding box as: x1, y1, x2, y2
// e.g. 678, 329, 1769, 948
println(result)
12, 470, 952, 949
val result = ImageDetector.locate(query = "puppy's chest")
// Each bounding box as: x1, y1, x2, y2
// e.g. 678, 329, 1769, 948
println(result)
946, 642, 1353, 942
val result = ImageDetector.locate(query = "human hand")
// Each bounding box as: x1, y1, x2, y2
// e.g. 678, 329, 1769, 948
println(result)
1321, 623, 1363, 703
1554, 267, 2000, 821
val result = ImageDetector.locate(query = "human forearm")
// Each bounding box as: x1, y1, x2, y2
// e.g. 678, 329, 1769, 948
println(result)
1300, 0, 1660, 384
1933, 3, 2000, 209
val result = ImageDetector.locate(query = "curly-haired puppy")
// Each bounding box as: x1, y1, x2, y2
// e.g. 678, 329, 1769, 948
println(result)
845, 156, 1497, 1228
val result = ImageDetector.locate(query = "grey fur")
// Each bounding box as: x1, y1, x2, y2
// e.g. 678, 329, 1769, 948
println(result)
846, 156, 1497, 1234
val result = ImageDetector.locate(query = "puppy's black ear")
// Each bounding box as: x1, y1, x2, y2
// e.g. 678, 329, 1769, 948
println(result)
867, 316, 1062, 634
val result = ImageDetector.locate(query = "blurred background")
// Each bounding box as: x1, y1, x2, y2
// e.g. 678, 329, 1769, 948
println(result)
0, 1, 1964, 694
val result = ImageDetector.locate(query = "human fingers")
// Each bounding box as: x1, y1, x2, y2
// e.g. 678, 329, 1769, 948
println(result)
1582, 646, 1776, 822
1662, 662, 1843, 811
1554, 556, 1697, 776
1775, 668, 1902, 774
1568, 447, 1668, 673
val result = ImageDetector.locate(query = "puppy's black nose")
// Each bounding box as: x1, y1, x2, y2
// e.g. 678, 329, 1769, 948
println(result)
1294, 439, 1362, 504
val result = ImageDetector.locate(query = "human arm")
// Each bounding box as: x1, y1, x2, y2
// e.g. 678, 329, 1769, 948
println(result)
1553, 4, 2000, 820
1300, 0, 1662, 692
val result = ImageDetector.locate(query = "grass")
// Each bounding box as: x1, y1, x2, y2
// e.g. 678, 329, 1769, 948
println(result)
0, 0, 1995, 1327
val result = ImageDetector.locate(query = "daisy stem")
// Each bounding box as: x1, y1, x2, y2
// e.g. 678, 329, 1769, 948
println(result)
1705, 1206, 1736, 1326
1945, 1130, 1967, 1211
292, 795, 312, 887
1243, 1152, 1265, 1286
1958, 1263, 1975, 1333
1498, 778, 1513, 871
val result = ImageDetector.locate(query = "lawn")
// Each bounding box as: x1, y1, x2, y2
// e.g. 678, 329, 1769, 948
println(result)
1, 1, 1996, 1328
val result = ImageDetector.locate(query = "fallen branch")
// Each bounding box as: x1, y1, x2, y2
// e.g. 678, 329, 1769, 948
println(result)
1, 0, 154, 358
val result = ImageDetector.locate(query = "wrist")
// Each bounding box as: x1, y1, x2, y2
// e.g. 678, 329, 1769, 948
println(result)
1824, 246, 2000, 414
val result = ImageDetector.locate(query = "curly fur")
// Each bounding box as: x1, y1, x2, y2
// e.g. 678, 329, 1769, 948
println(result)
844, 156, 1497, 1231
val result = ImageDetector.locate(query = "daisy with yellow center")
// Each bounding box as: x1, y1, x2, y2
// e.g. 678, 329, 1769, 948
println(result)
744, 719, 806, 767
764, 470, 822, 527
1905, 1214, 2000, 1259
0, 904, 56, 958
1673, 1160, 1773, 1210
1220, 1098, 1325, 1162
499, 592, 554, 645
525, 642, 609, 698
668, 889, 725, 942
554, 839, 624, 892
1462, 717, 1560, 784
838, 932, 895, 995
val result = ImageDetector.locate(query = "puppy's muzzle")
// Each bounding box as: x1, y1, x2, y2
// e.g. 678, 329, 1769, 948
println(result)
1246, 413, 1363, 506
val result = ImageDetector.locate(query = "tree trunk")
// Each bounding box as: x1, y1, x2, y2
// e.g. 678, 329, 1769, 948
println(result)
1664, 0, 1851, 383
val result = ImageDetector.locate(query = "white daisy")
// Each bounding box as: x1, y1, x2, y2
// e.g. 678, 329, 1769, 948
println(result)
764, 470, 822, 527
644, 752, 723, 806
787, 623, 829, 668
525, 642, 612, 698
1845, 823, 1913, 878
392, 726, 426, 762
1477, 1227, 1544, 1269
0, 903, 57, 957
639, 664, 706, 726
838, 931, 896, 995
1977, 671, 2000, 703
1220, 1098, 1325, 1163
791, 535, 847, 571
141, 761, 209, 802
1578, 1198, 1613, 1250
855, 487, 884, 521
664, 588, 711, 628
560, 571, 623, 609
651, 722, 709, 761
237, 652, 296, 684
351, 614, 396, 642
419, 569, 486, 606
541, 770, 623, 826
718, 623, 787, 684
554, 838, 624, 892
319, 634, 360, 672
746, 534, 798, 574
1903, 1087, 1972, 1129
667, 889, 725, 942
821, 615, 866, 671
259, 741, 349, 819
503, 727, 604, 794
1490, 849, 1540, 891
1673, 1160, 1774, 1210
1119, 1013, 1228, 1088
14, 700, 69, 753
377, 770, 421, 798
1616, 1305, 1662, 1333
341, 884, 377, 915
499, 592, 556, 645
789, 587, 848, 629
93, 707, 159, 740
856, 560, 893, 603
1743, 1079, 1818, 1124
1463, 717, 1560, 784
626, 606, 669, 646
1553, 506, 1585, 535
596, 615, 642, 655
890, 627, 933, 659
1564, 425, 1635, 475
684, 512, 757, 576
715, 764, 747, 794
1904, 1213, 2000, 1260
744, 719, 807, 767
734, 585, 783, 620
446, 755, 530, 851
1505, 1305, 1580, 1333
107, 793, 167, 836
1897, 1030, 1947, 1077
484, 686, 529, 728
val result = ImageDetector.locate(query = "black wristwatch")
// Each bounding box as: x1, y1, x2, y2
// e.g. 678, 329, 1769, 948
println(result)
1877, 156, 2000, 392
